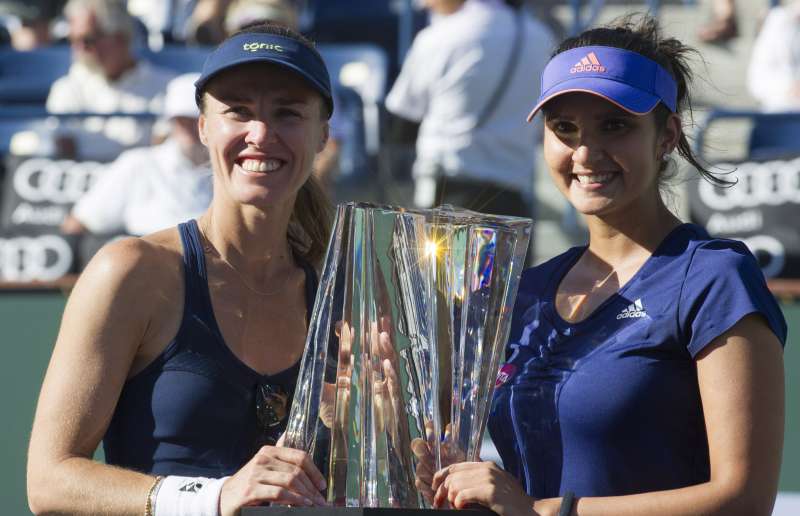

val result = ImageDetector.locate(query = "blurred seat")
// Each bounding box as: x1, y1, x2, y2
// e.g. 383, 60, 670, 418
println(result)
0, 105, 48, 155
302, 0, 427, 80
332, 85, 367, 181
137, 44, 212, 75
319, 43, 388, 158
319, 44, 388, 105
0, 108, 157, 166
0, 44, 210, 108
564, 1, 708, 35
0, 46, 70, 105
747, 113, 800, 161
696, 109, 800, 162
316, 43, 389, 202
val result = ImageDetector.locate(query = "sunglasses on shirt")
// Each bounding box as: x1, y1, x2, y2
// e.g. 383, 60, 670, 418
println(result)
255, 383, 289, 447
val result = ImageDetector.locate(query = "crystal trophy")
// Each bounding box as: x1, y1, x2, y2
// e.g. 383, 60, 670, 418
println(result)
284, 202, 531, 508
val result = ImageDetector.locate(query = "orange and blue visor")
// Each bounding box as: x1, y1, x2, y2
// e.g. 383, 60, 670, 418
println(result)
527, 45, 677, 121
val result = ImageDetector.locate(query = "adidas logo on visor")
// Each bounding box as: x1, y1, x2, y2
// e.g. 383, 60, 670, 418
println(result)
570, 52, 606, 73
616, 298, 647, 320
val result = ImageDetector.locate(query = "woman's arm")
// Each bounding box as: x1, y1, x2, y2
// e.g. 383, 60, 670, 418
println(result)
27, 235, 328, 514
434, 313, 785, 516
27, 238, 175, 515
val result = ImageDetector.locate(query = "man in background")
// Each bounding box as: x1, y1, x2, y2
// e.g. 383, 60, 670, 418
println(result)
386, 0, 553, 218
61, 73, 211, 237
47, 0, 174, 159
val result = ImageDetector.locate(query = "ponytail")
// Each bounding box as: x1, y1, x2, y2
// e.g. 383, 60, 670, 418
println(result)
288, 174, 333, 268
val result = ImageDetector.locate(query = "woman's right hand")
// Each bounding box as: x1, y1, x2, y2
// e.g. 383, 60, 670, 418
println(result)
411, 422, 464, 505
219, 445, 327, 514
411, 435, 437, 503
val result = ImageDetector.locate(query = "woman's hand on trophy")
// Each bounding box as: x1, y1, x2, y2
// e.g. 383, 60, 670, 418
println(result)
219, 446, 328, 514
431, 461, 537, 515
370, 323, 402, 437
411, 434, 436, 503
320, 321, 355, 428
411, 421, 460, 504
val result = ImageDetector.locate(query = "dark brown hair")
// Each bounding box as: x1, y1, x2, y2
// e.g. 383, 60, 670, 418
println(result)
554, 15, 732, 187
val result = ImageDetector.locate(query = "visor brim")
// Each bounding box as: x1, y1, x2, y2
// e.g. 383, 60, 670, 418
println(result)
526, 77, 661, 122
194, 56, 333, 116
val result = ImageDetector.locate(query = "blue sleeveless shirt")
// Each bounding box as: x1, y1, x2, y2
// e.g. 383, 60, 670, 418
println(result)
102, 220, 317, 477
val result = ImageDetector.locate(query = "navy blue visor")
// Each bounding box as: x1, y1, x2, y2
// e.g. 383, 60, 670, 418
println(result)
194, 32, 333, 117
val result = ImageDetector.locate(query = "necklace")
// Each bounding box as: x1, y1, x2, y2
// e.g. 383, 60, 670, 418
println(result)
200, 219, 292, 297
561, 267, 618, 321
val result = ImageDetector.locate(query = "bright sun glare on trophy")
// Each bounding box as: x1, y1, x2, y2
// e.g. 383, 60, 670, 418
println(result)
424, 239, 439, 258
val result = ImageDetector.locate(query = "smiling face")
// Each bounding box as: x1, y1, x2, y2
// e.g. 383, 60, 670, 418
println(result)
198, 62, 329, 211
542, 92, 680, 220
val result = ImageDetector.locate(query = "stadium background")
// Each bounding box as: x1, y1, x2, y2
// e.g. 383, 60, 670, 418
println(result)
1, 0, 798, 514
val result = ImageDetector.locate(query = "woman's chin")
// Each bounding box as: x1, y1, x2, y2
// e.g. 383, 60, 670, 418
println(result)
229, 185, 297, 211
570, 199, 613, 217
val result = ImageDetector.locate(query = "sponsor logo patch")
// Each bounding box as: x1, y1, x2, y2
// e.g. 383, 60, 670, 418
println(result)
616, 298, 647, 320
495, 363, 518, 387
570, 52, 606, 73
243, 42, 284, 53
179, 480, 204, 493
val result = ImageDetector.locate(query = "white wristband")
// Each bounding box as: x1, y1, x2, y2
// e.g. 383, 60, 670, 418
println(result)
153, 475, 229, 516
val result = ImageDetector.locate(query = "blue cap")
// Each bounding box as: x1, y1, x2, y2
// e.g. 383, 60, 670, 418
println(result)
194, 32, 333, 117
526, 46, 677, 121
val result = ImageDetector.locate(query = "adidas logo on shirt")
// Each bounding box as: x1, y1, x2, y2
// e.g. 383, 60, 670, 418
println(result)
570, 52, 606, 73
616, 299, 647, 320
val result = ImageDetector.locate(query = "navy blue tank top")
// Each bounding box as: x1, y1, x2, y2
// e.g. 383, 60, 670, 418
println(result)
103, 220, 317, 476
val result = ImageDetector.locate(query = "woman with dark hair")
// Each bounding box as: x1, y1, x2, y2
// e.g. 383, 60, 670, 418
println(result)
427, 16, 787, 516
28, 22, 332, 515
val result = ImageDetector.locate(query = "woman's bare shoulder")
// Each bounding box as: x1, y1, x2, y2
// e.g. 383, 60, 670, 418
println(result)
78, 228, 185, 300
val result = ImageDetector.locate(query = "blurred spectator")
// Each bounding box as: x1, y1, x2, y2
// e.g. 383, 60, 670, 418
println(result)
185, 0, 230, 44
185, 0, 300, 44
224, 0, 298, 35
47, 0, 174, 158
697, 0, 737, 43
0, 1, 64, 50
747, 1, 800, 111
386, 0, 553, 217
126, 0, 195, 46
61, 73, 211, 236
524, 0, 571, 43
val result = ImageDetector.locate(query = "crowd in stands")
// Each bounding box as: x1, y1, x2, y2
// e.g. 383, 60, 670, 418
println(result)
60, 72, 212, 237
0, 0, 799, 283
0, 0, 345, 282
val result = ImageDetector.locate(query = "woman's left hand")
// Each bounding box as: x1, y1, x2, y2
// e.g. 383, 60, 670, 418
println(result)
432, 461, 537, 515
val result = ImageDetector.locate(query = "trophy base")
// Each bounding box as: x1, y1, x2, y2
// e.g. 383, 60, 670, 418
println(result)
243, 508, 496, 515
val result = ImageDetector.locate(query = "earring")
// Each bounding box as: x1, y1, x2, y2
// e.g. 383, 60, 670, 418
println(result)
662, 152, 671, 162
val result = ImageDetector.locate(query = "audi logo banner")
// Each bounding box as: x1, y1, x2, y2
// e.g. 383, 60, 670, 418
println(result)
0, 156, 102, 231
689, 156, 800, 278
0, 233, 77, 282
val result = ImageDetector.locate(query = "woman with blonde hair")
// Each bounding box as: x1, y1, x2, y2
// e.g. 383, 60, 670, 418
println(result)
28, 21, 334, 515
